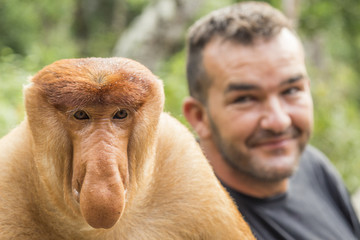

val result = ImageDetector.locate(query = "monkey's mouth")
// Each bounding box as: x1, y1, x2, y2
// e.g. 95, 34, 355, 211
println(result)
71, 174, 84, 204
73, 187, 80, 203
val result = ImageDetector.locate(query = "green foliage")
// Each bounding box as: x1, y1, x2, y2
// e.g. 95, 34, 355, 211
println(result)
309, 59, 360, 192
0, 0, 76, 55
296, 0, 360, 192
125, 0, 149, 23
0, 0, 79, 136
0, 0, 41, 54
300, 0, 337, 35
0, 50, 28, 137
158, 51, 187, 122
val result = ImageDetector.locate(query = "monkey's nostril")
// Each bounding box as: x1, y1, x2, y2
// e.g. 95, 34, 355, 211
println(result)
77, 179, 81, 189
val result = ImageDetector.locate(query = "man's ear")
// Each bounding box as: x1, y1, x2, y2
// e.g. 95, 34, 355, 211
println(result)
182, 97, 211, 139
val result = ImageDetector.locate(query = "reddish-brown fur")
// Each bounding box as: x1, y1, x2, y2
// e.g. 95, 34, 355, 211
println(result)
35, 58, 150, 110
0, 57, 255, 239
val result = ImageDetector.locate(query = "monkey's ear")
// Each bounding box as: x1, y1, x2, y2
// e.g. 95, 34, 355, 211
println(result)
182, 97, 211, 139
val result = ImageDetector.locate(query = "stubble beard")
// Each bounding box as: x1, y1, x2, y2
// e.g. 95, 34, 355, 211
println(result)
208, 116, 308, 182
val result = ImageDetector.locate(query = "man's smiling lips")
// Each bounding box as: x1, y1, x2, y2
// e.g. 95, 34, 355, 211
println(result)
249, 136, 295, 149
246, 126, 302, 150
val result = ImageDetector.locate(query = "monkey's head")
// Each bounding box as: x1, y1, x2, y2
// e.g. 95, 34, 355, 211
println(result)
24, 57, 164, 229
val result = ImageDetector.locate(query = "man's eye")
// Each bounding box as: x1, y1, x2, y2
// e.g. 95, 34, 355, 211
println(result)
283, 87, 300, 95
234, 95, 255, 103
73, 110, 90, 120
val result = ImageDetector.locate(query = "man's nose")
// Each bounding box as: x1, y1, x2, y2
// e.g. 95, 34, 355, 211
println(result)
260, 97, 291, 133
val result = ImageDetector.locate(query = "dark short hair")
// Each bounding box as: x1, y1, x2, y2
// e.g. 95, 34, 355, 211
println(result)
186, 1, 293, 104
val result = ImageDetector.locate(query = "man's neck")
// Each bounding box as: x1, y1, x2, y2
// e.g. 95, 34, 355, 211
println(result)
201, 141, 289, 199
216, 163, 289, 199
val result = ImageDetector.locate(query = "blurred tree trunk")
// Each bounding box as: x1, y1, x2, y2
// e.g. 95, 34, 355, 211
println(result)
281, 0, 300, 28
73, 0, 127, 55
73, 0, 126, 38
112, 0, 205, 71
282, 0, 325, 70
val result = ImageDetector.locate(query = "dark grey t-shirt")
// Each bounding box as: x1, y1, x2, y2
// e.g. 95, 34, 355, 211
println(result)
222, 146, 360, 240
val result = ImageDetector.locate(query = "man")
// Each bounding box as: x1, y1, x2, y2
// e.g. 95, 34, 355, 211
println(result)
182, 1, 360, 239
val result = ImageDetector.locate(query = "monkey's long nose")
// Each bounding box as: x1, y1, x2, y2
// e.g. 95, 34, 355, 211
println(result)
78, 141, 127, 229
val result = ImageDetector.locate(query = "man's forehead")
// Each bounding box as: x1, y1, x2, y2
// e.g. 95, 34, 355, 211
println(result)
224, 74, 306, 93
203, 29, 306, 89
204, 28, 302, 58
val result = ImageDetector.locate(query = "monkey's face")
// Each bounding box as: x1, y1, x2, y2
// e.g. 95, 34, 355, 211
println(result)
65, 105, 133, 229
25, 57, 164, 229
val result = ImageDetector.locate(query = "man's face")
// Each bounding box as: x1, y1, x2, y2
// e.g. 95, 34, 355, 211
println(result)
202, 29, 313, 182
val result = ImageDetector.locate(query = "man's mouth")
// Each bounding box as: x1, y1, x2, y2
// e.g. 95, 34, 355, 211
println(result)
246, 127, 301, 149
251, 137, 294, 148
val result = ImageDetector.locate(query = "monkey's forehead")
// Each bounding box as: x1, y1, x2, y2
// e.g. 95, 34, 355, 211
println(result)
30, 57, 162, 110
32, 57, 157, 84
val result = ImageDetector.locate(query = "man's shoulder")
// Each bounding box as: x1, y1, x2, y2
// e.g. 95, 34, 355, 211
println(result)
302, 145, 328, 160
296, 145, 343, 191
300, 145, 332, 169
292, 145, 339, 188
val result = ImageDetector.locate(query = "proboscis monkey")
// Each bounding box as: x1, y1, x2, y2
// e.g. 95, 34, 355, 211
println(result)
0, 57, 255, 240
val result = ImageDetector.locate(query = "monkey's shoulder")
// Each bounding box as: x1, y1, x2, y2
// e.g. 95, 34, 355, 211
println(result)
156, 112, 206, 167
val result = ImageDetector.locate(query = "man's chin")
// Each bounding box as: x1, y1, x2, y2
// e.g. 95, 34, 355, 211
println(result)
249, 152, 301, 181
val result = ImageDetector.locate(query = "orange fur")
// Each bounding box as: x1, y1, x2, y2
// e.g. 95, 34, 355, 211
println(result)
0, 57, 255, 239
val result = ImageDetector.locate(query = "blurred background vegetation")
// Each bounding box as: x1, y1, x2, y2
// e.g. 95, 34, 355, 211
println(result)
0, 0, 359, 193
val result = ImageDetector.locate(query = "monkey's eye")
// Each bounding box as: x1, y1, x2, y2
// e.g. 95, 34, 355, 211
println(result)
73, 110, 90, 120
113, 109, 128, 119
